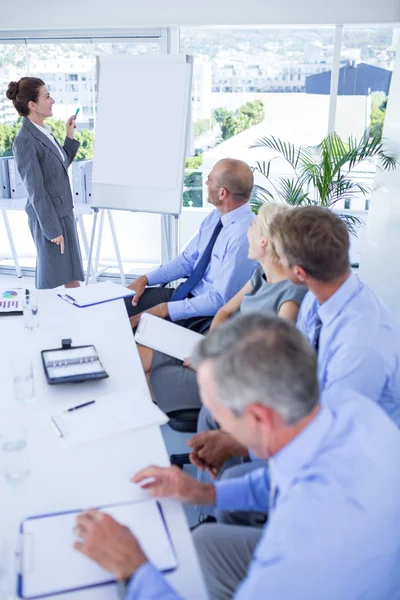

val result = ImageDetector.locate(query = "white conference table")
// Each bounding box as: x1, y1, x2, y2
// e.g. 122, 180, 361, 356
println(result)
0, 290, 208, 600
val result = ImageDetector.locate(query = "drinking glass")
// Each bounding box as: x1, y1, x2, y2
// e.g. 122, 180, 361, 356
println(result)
12, 359, 35, 404
23, 294, 39, 331
1, 427, 30, 484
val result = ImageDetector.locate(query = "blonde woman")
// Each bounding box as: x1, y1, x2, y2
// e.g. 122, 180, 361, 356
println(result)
138, 202, 307, 414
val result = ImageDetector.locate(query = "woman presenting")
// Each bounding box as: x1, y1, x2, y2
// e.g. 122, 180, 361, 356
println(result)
7, 77, 84, 289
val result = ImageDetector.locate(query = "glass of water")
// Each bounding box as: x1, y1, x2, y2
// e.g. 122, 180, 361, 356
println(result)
1, 427, 30, 485
12, 359, 35, 404
23, 293, 39, 331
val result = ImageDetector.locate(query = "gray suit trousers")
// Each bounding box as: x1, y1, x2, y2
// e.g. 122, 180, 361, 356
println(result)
193, 524, 262, 600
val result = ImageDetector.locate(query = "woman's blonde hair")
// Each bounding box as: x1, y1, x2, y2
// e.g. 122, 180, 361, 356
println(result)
257, 202, 291, 263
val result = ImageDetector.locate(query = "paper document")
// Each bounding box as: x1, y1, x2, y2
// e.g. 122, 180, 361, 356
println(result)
57, 281, 135, 308
50, 390, 168, 445
135, 313, 204, 361
0, 288, 25, 315
20, 500, 178, 599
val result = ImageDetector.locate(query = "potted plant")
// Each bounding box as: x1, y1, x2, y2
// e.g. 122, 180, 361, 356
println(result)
249, 132, 397, 234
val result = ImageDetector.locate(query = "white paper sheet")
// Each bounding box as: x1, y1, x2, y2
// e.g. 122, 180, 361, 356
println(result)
135, 313, 204, 361
57, 282, 135, 308
50, 390, 168, 446
21, 500, 177, 598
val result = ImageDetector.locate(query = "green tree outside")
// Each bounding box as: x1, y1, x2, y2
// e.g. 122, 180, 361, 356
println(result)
216, 100, 265, 141
0, 118, 95, 160
370, 92, 387, 139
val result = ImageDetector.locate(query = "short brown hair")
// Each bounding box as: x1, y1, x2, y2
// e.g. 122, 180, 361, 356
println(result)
6, 77, 45, 117
270, 206, 350, 282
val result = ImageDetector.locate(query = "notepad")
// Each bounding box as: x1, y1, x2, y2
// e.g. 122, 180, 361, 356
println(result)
50, 390, 168, 445
19, 500, 178, 599
57, 281, 135, 308
135, 313, 204, 361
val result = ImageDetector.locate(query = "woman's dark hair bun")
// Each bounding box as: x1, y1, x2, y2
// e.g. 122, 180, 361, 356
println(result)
6, 81, 19, 101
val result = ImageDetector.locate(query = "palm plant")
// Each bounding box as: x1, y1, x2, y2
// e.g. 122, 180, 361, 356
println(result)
249, 133, 398, 234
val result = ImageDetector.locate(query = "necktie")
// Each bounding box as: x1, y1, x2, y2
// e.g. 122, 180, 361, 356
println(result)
171, 219, 223, 302
313, 316, 322, 353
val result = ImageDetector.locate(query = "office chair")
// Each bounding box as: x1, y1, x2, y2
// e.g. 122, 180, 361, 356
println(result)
168, 408, 200, 468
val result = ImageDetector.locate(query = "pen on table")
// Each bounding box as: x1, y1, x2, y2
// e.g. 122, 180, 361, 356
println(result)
61, 293, 76, 305
50, 417, 64, 438
65, 400, 96, 413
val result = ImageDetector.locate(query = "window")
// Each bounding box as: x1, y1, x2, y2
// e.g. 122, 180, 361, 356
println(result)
0, 34, 162, 274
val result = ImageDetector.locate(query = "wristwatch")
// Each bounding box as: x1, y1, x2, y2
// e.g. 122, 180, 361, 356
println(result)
117, 576, 132, 600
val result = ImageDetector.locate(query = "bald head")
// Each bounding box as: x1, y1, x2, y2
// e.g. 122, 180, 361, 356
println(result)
213, 159, 254, 202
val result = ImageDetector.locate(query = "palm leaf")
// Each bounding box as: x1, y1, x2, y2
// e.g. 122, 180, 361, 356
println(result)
278, 178, 310, 205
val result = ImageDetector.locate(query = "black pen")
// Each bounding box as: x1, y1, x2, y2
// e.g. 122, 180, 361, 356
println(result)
65, 400, 96, 413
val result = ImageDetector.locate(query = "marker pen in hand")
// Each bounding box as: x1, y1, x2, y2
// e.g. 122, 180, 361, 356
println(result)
73, 107, 80, 129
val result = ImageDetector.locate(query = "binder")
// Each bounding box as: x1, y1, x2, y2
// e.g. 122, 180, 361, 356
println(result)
18, 499, 178, 599
0, 156, 10, 199
71, 161, 86, 203
41, 343, 108, 384
83, 159, 93, 204
8, 157, 28, 200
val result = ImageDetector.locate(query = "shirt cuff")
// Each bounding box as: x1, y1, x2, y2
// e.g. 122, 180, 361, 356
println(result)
128, 562, 177, 599
215, 478, 250, 511
146, 269, 164, 287
167, 300, 185, 322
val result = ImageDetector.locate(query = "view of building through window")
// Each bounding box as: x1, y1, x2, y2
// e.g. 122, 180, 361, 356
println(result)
0, 28, 397, 270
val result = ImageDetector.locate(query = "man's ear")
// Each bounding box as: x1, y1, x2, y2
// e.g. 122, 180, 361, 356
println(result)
293, 265, 308, 283
244, 403, 274, 428
219, 187, 229, 202
260, 236, 269, 250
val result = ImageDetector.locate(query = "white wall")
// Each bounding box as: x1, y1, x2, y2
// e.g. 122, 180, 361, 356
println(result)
1, 0, 399, 32
359, 40, 400, 321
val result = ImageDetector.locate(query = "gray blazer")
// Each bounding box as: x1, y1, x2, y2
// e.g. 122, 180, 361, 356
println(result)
13, 117, 80, 240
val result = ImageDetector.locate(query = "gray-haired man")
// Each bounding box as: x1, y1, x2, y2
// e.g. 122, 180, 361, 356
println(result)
73, 314, 400, 600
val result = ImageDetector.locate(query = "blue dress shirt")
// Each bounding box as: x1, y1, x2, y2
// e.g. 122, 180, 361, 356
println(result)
297, 272, 400, 427
146, 204, 256, 321
127, 391, 400, 599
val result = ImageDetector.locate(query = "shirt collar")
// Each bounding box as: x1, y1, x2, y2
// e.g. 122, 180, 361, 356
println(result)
32, 121, 52, 136
220, 202, 252, 228
317, 272, 362, 327
269, 403, 333, 498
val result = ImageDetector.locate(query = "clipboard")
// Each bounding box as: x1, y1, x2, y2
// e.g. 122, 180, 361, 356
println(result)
57, 281, 135, 308
18, 499, 179, 599
41, 339, 108, 384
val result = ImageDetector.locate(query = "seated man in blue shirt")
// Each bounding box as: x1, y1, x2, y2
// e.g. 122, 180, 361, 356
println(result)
126, 158, 256, 330
189, 206, 400, 489
74, 314, 400, 600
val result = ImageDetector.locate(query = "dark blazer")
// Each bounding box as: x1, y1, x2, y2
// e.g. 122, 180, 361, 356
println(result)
13, 117, 80, 240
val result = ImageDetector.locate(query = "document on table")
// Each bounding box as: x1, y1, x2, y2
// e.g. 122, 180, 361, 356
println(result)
19, 499, 178, 599
135, 313, 204, 361
50, 390, 168, 445
0, 287, 25, 315
57, 281, 135, 308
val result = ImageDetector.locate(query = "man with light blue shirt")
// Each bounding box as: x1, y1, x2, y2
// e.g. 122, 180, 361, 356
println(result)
189, 206, 400, 489
74, 314, 400, 600
126, 158, 256, 331
270, 205, 400, 427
